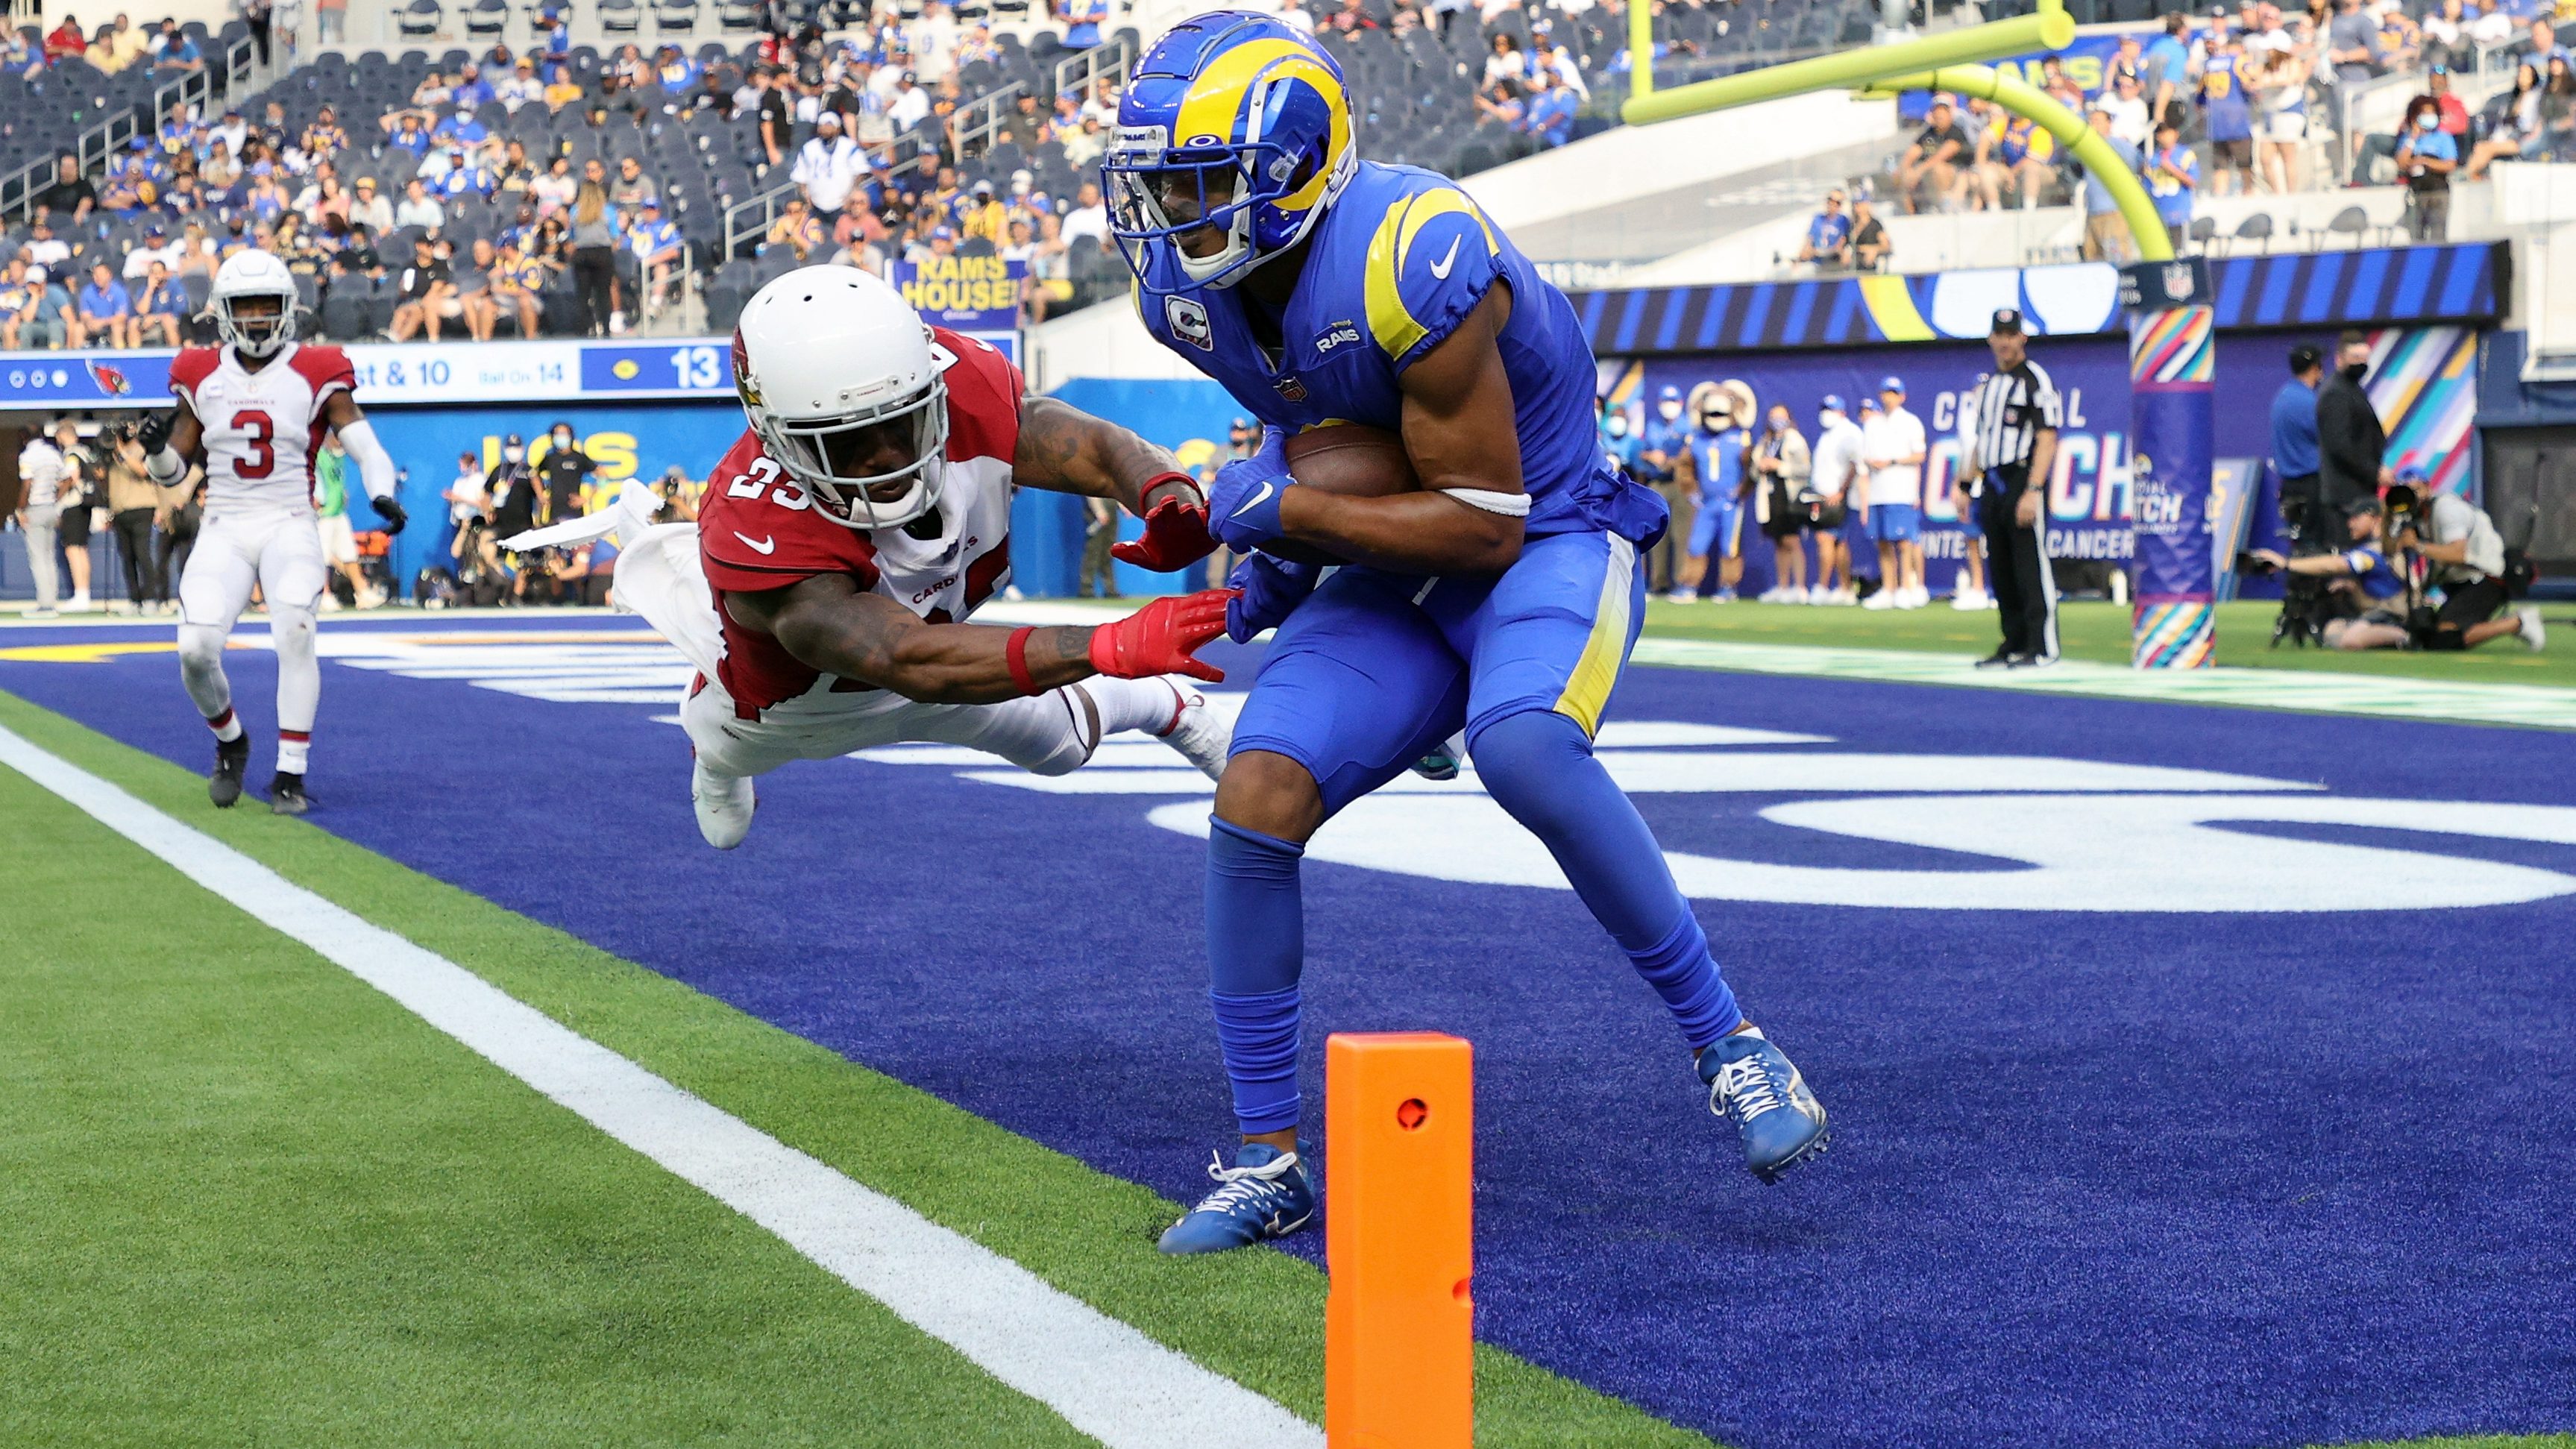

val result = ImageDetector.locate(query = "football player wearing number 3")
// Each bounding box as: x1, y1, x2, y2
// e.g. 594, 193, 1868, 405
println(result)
141, 249, 409, 816
1112, 13, 1832, 1253
524, 265, 1240, 850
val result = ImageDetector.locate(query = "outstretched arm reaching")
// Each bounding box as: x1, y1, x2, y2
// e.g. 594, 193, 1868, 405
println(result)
1014, 394, 1215, 572
724, 574, 1236, 704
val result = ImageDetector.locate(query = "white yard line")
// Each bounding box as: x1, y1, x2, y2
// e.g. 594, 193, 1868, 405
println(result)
0, 722, 1321, 1449
1631, 638, 2576, 732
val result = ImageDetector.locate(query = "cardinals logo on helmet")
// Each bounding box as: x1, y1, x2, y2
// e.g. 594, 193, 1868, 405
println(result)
729, 328, 764, 411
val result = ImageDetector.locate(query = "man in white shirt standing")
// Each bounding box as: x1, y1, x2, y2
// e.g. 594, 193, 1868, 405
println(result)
792, 111, 868, 228
1861, 374, 1929, 608
1060, 180, 1110, 251
14, 421, 74, 618
1807, 394, 1866, 606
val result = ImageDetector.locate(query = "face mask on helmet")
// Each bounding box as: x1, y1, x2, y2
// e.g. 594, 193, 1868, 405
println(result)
755, 376, 950, 531
219, 290, 295, 358
1106, 22, 1353, 296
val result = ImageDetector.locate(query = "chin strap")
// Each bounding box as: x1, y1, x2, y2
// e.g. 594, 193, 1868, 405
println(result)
336, 417, 398, 505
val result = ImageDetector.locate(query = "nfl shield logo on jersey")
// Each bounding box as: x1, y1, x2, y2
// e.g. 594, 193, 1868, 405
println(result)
1166, 297, 1213, 351
1274, 375, 1308, 403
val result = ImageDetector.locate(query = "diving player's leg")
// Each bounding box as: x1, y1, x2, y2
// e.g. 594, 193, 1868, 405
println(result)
257, 516, 330, 814
1451, 531, 1829, 1184
1160, 571, 1468, 1256
676, 679, 770, 849
175, 517, 259, 806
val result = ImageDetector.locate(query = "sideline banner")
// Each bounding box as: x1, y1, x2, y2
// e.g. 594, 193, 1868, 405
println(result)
893, 256, 1026, 334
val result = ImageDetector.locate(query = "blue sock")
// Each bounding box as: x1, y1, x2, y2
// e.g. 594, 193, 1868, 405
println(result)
1469, 708, 1742, 1049
1207, 817, 1307, 1134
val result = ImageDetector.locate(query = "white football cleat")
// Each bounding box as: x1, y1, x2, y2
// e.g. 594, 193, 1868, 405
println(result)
692, 760, 756, 849
2519, 606, 2545, 652
1155, 679, 1233, 782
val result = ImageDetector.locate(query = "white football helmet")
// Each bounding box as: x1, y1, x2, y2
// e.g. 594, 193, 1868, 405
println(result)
210, 248, 300, 359
731, 265, 949, 531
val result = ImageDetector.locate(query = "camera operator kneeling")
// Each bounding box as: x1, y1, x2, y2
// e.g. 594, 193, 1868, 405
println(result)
2251, 490, 2545, 653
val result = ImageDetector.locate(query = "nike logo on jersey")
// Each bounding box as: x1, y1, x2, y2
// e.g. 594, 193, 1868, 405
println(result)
735, 532, 777, 555
1427, 235, 1464, 280
1231, 482, 1274, 518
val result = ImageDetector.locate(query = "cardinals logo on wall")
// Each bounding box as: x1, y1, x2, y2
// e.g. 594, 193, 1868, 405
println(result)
85, 362, 131, 397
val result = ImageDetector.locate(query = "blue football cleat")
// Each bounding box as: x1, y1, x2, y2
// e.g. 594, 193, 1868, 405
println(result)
1157, 1143, 1316, 1255
1699, 1028, 1829, 1184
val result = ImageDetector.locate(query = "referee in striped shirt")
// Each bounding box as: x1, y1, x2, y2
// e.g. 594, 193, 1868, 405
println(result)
1961, 308, 2064, 667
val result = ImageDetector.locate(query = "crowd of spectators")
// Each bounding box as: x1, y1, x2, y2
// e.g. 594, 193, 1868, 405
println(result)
1791, 0, 2574, 272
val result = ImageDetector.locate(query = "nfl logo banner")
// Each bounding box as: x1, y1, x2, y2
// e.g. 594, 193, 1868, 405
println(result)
2119, 257, 2212, 315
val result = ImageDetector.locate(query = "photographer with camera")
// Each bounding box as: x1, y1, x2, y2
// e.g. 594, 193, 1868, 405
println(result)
2248, 487, 2544, 652
2388, 469, 2545, 651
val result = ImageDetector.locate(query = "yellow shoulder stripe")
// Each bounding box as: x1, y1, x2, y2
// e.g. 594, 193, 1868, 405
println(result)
1362, 188, 1498, 363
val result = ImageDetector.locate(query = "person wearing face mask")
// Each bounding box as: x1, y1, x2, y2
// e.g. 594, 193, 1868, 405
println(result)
1637, 384, 1692, 594
2394, 98, 2457, 241
1598, 399, 1643, 480
537, 421, 597, 524
2315, 329, 2391, 521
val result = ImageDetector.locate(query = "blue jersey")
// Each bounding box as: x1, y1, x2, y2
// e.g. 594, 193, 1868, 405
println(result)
1637, 414, 1690, 483
2345, 543, 2405, 600
2199, 54, 2253, 142
1133, 160, 1666, 545
1687, 427, 1748, 506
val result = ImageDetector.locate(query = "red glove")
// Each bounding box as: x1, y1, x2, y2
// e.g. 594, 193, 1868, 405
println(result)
1089, 588, 1239, 683
1110, 472, 1218, 571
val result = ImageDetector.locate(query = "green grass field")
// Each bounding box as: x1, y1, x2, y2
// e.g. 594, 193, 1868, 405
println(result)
1639, 599, 2576, 690
4, 685, 2572, 1448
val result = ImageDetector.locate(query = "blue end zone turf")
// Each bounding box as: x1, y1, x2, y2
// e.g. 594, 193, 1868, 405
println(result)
7, 615, 2573, 1449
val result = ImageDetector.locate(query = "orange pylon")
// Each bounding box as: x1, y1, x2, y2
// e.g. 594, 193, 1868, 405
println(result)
1324, 1031, 1473, 1449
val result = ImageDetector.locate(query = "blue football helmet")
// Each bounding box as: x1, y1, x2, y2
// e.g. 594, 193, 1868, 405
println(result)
1105, 10, 1357, 295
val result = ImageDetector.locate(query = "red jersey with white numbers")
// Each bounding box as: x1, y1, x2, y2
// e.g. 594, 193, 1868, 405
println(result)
698, 328, 1022, 717
168, 342, 356, 518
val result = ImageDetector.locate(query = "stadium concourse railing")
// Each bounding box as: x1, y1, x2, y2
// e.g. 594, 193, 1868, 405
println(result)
1052, 34, 1131, 113
0, 31, 262, 223
949, 80, 1030, 161
718, 146, 932, 260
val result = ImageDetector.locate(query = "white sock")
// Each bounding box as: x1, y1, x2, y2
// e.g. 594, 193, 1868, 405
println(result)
207, 707, 245, 744
271, 603, 319, 761
1081, 674, 1187, 738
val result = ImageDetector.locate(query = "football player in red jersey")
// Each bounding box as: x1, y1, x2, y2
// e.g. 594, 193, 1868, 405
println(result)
518, 265, 1234, 848
139, 250, 409, 816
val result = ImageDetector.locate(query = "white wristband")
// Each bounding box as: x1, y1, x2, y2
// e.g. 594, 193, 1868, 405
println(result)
1439, 487, 1532, 518
146, 445, 186, 484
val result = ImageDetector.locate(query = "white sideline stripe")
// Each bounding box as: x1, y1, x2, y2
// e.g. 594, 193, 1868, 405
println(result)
0, 723, 1323, 1449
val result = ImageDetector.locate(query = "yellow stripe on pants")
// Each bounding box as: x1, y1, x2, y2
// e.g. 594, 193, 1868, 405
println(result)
1553, 535, 1636, 738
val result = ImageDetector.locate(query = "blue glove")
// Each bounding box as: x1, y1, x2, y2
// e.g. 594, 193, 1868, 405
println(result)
1225, 550, 1322, 643
1207, 427, 1292, 552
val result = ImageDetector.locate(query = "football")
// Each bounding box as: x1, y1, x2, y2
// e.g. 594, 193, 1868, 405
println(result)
1263, 424, 1417, 565
1284, 423, 1418, 497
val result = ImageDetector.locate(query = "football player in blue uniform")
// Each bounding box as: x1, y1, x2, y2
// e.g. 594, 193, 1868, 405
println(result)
1108, 11, 1832, 1254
